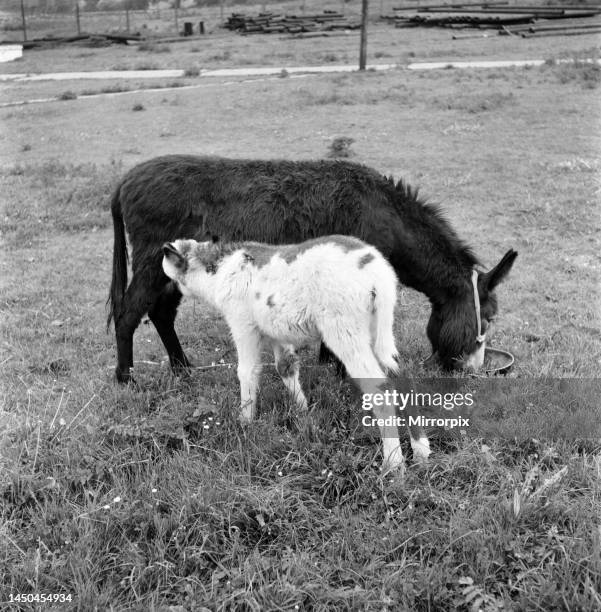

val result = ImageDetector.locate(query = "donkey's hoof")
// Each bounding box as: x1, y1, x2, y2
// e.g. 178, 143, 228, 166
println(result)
171, 359, 194, 377
115, 367, 138, 386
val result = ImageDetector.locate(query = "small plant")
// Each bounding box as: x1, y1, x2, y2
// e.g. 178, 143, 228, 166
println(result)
183, 66, 200, 77
134, 62, 160, 71
58, 91, 77, 101
320, 52, 339, 63
138, 42, 171, 53
279, 68, 289, 78
327, 136, 355, 158
558, 60, 601, 89
132, 103, 145, 111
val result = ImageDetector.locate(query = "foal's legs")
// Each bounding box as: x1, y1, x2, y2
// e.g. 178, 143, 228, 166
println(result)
230, 325, 263, 422
319, 322, 404, 473
409, 425, 431, 462
272, 343, 308, 411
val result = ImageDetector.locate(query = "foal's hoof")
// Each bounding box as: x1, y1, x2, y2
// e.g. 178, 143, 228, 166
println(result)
380, 460, 406, 479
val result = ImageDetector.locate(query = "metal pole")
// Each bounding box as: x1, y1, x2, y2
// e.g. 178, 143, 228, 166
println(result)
220, 0, 224, 22
174, 1, 179, 34
20, 0, 27, 42
359, 0, 368, 70
126, 4, 130, 33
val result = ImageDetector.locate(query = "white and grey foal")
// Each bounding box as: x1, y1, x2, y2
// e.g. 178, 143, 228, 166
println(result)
162, 235, 423, 473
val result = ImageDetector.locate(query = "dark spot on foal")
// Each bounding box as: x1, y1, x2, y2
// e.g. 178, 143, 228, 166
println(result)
358, 252, 375, 268
266, 295, 275, 307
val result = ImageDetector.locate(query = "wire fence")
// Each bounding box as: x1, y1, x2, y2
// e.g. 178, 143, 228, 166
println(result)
1, 0, 400, 41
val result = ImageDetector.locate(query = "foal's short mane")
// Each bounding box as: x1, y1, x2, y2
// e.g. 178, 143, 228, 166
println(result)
391, 178, 479, 271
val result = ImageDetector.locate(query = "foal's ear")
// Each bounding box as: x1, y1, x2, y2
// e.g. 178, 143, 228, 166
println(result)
483, 249, 518, 291
162, 242, 186, 268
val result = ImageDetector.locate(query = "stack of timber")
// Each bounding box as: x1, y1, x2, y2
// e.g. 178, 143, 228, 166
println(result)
19, 32, 143, 50
382, 2, 601, 33
224, 11, 360, 34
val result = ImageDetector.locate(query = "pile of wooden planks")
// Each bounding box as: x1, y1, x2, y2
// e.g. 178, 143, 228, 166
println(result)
381, 2, 601, 33
19, 33, 143, 49
224, 11, 360, 34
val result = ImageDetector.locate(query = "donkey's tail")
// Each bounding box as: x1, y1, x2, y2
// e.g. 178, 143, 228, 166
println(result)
371, 271, 400, 376
106, 186, 128, 332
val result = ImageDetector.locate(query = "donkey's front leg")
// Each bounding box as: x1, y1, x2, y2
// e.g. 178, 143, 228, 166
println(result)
231, 326, 263, 423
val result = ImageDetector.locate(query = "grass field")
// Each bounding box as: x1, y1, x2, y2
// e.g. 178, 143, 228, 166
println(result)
1, 18, 601, 612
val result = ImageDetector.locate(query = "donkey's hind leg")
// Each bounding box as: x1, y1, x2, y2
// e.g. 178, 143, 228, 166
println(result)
114, 266, 159, 384
273, 343, 308, 412
319, 323, 404, 474
148, 279, 191, 374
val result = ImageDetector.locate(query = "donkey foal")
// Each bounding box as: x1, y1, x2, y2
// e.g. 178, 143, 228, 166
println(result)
162, 235, 410, 473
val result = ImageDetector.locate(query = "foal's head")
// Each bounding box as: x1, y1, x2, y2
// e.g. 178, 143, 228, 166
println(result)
426, 249, 518, 371
162, 239, 222, 297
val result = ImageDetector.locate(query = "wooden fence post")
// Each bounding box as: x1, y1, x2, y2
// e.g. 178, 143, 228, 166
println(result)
75, 0, 81, 35
20, 0, 27, 42
359, 0, 368, 70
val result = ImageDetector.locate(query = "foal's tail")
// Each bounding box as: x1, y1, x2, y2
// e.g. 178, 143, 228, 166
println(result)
106, 187, 128, 332
371, 271, 400, 375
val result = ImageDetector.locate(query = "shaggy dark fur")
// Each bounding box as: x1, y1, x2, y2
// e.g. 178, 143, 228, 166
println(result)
108, 155, 517, 382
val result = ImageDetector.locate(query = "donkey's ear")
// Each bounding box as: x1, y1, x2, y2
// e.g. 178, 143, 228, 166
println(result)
483, 249, 518, 291
162, 243, 185, 268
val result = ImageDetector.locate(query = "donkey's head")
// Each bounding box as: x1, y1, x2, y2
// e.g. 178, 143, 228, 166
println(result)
426, 249, 518, 371
162, 238, 221, 297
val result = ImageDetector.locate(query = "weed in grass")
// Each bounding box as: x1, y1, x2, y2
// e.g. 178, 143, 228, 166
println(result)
132, 103, 145, 111
137, 42, 171, 53
183, 66, 200, 77
434, 91, 515, 113
81, 84, 131, 96
134, 61, 160, 71
207, 50, 232, 62
58, 91, 77, 101
327, 136, 355, 158
320, 52, 339, 63
556, 60, 601, 89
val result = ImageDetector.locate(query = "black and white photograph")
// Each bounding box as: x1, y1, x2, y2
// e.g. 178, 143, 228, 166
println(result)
1, 0, 600, 609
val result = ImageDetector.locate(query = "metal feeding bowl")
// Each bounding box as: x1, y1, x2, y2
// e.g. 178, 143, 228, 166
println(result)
482, 347, 515, 375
